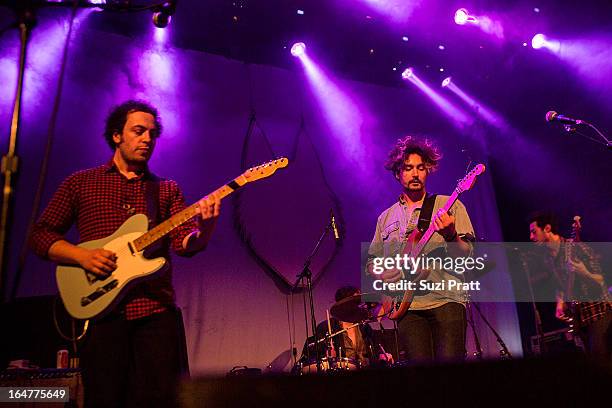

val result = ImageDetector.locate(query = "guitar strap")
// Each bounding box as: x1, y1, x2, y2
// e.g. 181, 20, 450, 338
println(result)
145, 177, 161, 228
417, 193, 438, 232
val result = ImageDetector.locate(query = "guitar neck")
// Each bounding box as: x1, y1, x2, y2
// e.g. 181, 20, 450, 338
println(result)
411, 190, 460, 257
132, 175, 248, 252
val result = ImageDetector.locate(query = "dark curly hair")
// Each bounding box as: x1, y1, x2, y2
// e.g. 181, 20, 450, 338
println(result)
103, 100, 163, 150
384, 135, 442, 177
528, 211, 560, 234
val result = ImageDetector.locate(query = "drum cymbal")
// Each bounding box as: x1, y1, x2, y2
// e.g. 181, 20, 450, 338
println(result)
329, 292, 382, 323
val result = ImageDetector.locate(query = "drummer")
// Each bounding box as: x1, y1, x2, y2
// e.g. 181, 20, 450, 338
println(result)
299, 286, 393, 368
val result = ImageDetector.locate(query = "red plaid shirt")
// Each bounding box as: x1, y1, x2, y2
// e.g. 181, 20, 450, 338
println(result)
30, 160, 199, 320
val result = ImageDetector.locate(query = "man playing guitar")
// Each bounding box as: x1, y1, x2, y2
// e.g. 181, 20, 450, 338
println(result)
529, 212, 611, 363
366, 136, 476, 363
30, 100, 221, 407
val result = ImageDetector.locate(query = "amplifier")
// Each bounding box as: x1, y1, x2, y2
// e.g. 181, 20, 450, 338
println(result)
530, 327, 583, 355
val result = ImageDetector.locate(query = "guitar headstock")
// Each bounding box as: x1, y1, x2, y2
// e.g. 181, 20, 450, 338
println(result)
571, 215, 582, 242
243, 157, 289, 182
455, 164, 486, 194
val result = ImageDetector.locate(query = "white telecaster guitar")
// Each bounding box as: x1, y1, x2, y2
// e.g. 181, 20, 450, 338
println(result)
57, 158, 289, 319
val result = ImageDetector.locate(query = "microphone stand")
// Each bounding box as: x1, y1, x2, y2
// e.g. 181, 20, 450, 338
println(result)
465, 297, 483, 360
0, 5, 36, 301
563, 121, 611, 150
291, 217, 335, 373
470, 301, 513, 359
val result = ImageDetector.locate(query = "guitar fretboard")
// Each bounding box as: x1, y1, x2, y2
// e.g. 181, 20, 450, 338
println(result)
132, 176, 247, 252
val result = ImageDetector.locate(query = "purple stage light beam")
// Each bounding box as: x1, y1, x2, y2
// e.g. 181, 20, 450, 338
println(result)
442, 78, 507, 129
455, 8, 503, 39
292, 44, 368, 163
357, 0, 423, 23
531, 34, 612, 93
401, 69, 472, 128
454, 8, 475, 25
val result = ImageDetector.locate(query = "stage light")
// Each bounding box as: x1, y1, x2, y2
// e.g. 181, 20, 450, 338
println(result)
291, 42, 306, 57
402, 36, 409, 42
152, 1, 176, 29
442, 77, 452, 88
297, 9, 304, 15
531, 34, 546, 49
401, 67, 414, 80
152, 12, 171, 28
454, 8, 469, 25
454, 8, 479, 25
401, 69, 472, 128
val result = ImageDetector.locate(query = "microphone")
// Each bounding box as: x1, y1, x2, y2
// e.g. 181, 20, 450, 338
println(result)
545, 111, 584, 125
330, 209, 340, 240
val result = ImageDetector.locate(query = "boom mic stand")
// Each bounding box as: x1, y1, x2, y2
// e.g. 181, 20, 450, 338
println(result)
291, 216, 336, 373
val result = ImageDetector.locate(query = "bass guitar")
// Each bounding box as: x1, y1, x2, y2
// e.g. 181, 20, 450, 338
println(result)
381, 164, 486, 320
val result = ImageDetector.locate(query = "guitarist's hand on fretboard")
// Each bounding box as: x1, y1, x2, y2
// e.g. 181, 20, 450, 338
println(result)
197, 193, 221, 225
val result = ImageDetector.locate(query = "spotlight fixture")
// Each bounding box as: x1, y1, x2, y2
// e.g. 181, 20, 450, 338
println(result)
152, 1, 177, 29
401, 67, 414, 80
290, 42, 306, 57
454, 8, 478, 25
454, 8, 469, 25
441, 77, 452, 88
531, 33, 546, 49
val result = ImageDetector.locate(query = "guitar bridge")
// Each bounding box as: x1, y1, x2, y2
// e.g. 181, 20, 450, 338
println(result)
81, 279, 119, 306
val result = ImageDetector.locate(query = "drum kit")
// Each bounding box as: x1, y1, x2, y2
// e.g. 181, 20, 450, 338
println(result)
292, 292, 397, 375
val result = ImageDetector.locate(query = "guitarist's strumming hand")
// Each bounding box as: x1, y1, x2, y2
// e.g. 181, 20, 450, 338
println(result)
432, 208, 472, 256
555, 298, 571, 323
380, 268, 403, 283
76, 248, 117, 278
432, 209, 456, 241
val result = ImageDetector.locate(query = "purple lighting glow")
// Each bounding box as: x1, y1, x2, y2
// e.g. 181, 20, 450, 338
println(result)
401, 69, 472, 128
455, 8, 503, 39
454, 8, 472, 25
357, 0, 423, 23
531, 33, 561, 53
293, 49, 368, 164
401, 67, 414, 79
442, 78, 507, 129
533, 35, 612, 94
291, 42, 306, 57
531, 34, 546, 49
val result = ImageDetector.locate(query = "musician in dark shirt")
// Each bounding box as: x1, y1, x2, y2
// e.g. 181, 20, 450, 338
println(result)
529, 212, 611, 364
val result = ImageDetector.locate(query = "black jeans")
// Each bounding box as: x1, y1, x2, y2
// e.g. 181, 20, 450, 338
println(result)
80, 307, 187, 408
397, 302, 466, 363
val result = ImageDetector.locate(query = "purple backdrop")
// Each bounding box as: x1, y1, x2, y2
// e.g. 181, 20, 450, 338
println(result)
0, 11, 522, 373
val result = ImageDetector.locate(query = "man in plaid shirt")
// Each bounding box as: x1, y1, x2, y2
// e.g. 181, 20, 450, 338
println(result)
30, 100, 220, 407
529, 212, 611, 364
